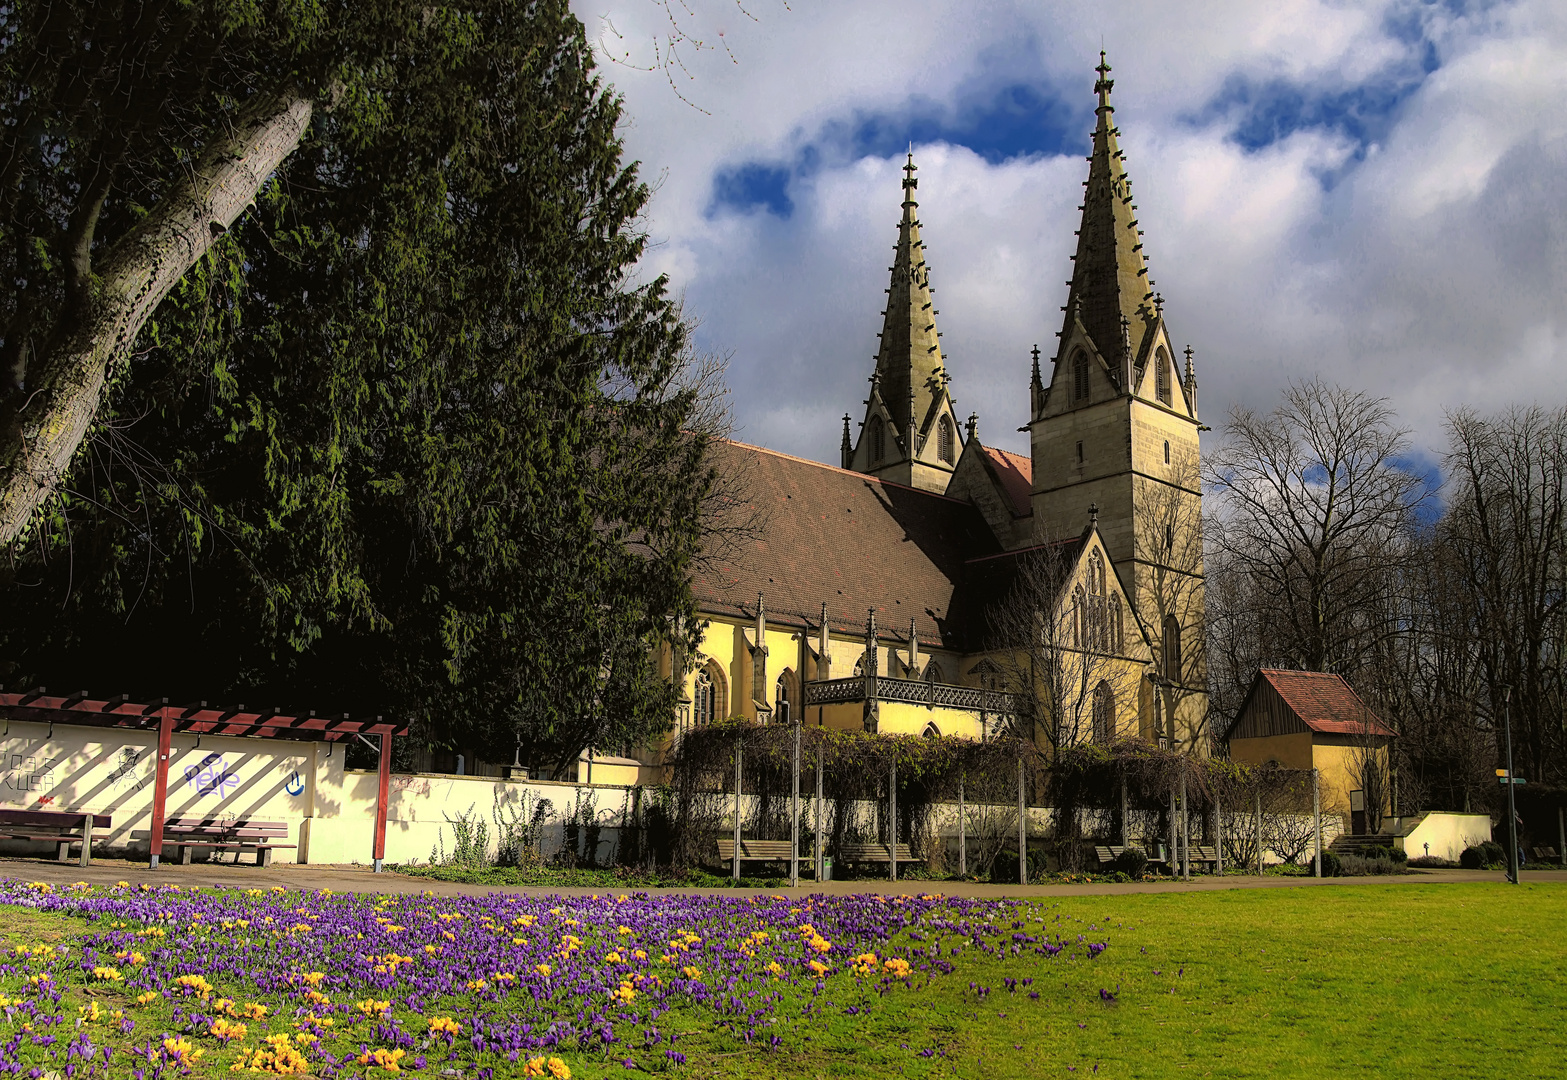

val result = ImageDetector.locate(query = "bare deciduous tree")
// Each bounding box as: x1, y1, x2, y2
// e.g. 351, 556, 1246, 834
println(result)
1205, 378, 1429, 676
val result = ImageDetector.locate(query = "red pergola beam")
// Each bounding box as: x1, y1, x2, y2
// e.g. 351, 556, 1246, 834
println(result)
1, 691, 408, 870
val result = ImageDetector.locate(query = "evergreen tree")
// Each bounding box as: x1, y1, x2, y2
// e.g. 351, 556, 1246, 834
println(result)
0, 0, 714, 772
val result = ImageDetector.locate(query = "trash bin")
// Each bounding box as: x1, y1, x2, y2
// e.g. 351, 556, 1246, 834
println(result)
821, 857, 833, 882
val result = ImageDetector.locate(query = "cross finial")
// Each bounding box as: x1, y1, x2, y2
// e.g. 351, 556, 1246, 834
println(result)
1094, 50, 1114, 108
1030, 343, 1041, 365
1154, 292, 1164, 315
902, 150, 918, 191
1089, 502, 1099, 526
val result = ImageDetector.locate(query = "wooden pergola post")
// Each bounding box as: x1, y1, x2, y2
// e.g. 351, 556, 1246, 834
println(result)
790, 719, 800, 888
889, 758, 898, 882
373, 729, 391, 872
148, 706, 175, 869
732, 742, 743, 882
814, 745, 824, 880
1313, 768, 1322, 878
1017, 757, 1027, 886
958, 777, 966, 876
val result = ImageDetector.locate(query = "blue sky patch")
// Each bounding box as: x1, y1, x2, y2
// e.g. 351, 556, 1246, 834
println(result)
707, 74, 1089, 219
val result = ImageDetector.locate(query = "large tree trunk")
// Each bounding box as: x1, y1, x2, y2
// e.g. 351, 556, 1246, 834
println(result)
0, 92, 314, 545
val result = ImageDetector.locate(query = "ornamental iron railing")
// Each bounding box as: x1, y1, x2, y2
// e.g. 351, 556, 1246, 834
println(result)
803, 676, 1021, 715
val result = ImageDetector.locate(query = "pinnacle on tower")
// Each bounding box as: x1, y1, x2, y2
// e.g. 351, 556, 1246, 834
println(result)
873, 151, 945, 445
1029, 343, 1045, 415
1061, 51, 1156, 372
840, 414, 853, 468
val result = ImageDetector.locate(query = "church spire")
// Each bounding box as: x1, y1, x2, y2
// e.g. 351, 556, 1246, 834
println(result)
1061, 51, 1155, 373
874, 151, 944, 444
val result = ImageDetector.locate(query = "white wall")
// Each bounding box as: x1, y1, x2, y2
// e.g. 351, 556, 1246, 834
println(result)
1400, 813, 1493, 863
0, 722, 648, 867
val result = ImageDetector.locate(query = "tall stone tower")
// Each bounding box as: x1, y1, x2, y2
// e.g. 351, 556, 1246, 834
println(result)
1027, 55, 1208, 747
844, 153, 964, 493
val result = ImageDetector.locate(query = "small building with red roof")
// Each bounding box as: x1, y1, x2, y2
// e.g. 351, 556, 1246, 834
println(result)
1226, 669, 1397, 832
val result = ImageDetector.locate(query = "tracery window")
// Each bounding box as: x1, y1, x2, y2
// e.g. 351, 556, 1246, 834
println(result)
1073, 350, 1090, 402
1092, 680, 1115, 743
937, 416, 955, 463
872, 422, 885, 463
774, 672, 792, 724
694, 669, 716, 727
1156, 349, 1172, 405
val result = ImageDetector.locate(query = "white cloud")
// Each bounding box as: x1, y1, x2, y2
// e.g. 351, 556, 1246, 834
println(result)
575, 0, 1567, 466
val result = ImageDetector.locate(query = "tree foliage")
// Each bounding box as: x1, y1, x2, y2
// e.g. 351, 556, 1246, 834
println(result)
0, 0, 716, 773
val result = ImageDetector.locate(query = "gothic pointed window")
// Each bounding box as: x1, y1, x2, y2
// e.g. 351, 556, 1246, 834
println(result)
1156, 348, 1172, 405
924, 661, 944, 684
922, 722, 941, 739
694, 669, 716, 727
937, 416, 955, 463
774, 672, 792, 724
872, 422, 885, 463
1073, 350, 1090, 402
1163, 615, 1182, 684
1092, 681, 1115, 743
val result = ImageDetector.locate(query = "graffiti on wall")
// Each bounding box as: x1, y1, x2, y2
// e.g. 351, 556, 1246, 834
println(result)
391, 775, 431, 797
107, 748, 147, 792
285, 770, 305, 797
1, 754, 56, 794
183, 753, 240, 798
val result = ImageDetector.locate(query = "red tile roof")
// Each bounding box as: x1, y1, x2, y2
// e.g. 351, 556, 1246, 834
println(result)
980, 445, 1034, 518
1257, 669, 1396, 737
692, 440, 1006, 649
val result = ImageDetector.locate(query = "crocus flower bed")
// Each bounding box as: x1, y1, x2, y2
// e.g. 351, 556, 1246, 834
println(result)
0, 881, 1110, 1078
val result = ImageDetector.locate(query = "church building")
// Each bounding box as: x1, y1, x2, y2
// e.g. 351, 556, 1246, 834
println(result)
651, 57, 1207, 772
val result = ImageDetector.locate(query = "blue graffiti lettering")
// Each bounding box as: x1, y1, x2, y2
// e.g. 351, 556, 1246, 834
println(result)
285, 770, 305, 797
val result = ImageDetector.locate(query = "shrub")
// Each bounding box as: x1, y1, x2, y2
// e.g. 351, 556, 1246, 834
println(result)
989, 849, 1046, 883
1360, 844, 1406, 863
1461, 841, 1507, 869
1408, 855, 1454, 868
1113, 847, 1148, 878
1337, 854, 1397, 876
1317, 851, 1343, 877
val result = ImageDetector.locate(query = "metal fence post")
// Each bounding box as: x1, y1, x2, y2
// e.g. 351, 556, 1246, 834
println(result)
1180, 766, 1190, 881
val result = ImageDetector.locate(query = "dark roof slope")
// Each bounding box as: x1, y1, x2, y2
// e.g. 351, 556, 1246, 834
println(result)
693, 441, 1003, 649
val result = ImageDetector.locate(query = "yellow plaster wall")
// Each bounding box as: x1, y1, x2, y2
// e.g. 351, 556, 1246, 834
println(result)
1228, 733, 1388, 817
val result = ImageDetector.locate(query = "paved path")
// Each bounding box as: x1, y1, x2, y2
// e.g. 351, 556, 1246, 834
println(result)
1, 857, 1563, 898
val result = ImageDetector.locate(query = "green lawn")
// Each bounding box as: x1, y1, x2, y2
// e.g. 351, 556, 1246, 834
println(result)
633, 883, 1567, 1079
0, 881, 1559, 1078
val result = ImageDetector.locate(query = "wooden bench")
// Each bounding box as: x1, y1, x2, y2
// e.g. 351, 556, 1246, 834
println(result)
0, 809, 111, 866
715, 838, 796, 870
837, 842, 919, 864
1531, 846, 1560, 862
162, 817, 295, 867
1095, 844, 1166, 869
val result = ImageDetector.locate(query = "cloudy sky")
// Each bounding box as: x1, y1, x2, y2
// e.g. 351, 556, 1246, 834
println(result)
571, 0, 1567, 469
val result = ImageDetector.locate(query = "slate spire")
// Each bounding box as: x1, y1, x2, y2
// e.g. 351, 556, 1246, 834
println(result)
1061, 52, 1155, 371
874, 151, 945, 444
